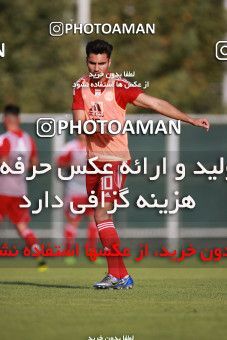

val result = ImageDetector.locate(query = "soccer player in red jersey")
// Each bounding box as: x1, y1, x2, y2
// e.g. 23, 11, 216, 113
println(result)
56, 134, 97, 264
72, 40, 210, 289
0, 104, 47, 270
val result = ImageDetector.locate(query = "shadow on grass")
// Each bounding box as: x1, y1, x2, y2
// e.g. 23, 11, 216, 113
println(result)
0, 281, 90, 289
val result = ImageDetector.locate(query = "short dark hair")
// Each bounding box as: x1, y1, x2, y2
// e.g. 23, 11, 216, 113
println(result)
86, 39, 113, 58
3, 104, 20, 116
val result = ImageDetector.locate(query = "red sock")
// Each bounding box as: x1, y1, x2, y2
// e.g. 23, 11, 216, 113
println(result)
97, 219, 128, 279
20, 228, 38, 249
64, 223, 77, 251
86, 221, 98, 250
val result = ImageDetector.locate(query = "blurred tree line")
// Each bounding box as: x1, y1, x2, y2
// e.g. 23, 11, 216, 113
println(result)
0, 0, 225, 113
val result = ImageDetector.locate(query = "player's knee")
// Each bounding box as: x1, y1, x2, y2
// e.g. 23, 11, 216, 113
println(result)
94, 208, 111, 224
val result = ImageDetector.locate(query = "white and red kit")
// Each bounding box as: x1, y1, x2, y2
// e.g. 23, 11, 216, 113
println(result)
0, 129, 37, 223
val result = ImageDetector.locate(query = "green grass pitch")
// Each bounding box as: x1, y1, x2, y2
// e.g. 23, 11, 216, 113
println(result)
0, 264, 227, 340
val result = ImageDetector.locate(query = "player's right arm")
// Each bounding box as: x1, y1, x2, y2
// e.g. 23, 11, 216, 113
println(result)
73, 109, 95, 135
0, 137, 10, 163
72, 84, 88, 132
73, 109, 86, 124
29, 137, 39, 168
72, 81, 86, 124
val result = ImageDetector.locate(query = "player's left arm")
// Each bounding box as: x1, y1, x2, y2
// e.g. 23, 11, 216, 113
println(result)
133, 93, 210, 131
